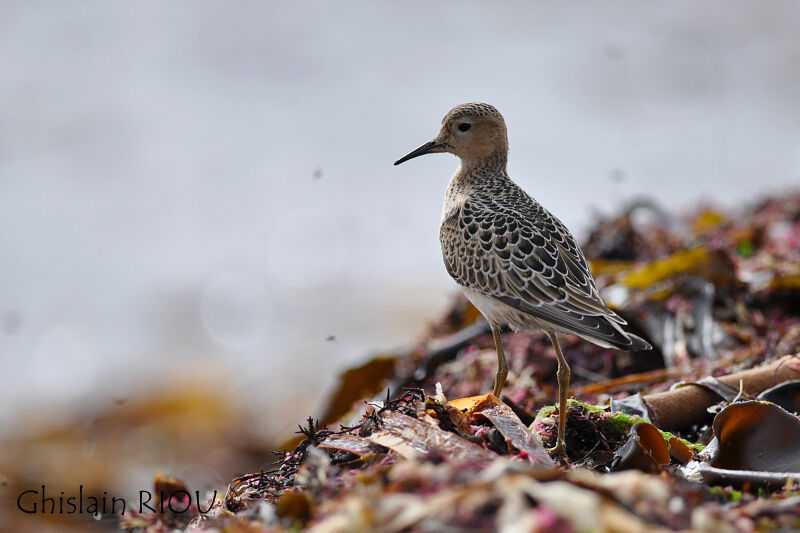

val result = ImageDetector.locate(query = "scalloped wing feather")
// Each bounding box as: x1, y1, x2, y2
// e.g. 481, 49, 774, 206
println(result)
440, 191, 647, 350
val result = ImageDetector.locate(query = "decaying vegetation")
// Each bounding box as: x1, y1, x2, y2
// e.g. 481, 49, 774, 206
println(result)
126, 192, 800, 532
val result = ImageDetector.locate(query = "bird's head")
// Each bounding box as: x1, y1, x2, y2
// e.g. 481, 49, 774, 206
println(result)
394, 103, 508, 167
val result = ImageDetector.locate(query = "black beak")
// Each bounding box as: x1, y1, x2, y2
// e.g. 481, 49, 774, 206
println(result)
394, 140, 441, 166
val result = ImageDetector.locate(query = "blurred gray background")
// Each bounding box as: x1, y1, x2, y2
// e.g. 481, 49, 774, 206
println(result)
2, 1, 800, 441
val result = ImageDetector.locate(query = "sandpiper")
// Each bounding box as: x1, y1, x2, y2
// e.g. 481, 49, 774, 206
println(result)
394, 103, 651, 456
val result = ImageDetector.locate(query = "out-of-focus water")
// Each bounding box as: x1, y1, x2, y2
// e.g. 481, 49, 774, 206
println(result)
1, 1, 799, 439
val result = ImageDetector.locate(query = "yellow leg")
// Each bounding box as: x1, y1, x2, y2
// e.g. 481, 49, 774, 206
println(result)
547, 332, 570, 458
491, 327, 509, 398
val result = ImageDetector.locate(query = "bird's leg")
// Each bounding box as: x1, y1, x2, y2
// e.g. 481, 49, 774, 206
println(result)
491, 326, 509, 398
547, 332, 570, 458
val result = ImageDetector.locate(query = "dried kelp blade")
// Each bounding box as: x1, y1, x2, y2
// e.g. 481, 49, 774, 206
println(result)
275, 489, 312, 526
508, 472, 678, 533
318, 356, 396, 427
709, 401, 800, 473
689, 376, 746, 403
696, 465, 800, 490
317, 434, 381, 459
467, 395, 555, 467
609, 393, 651, 421
367, 410, 497, 464
622, 248, 733, 289
667, 436, 694, 465
757, 380, 800, 414
612, 422, 669, 473
643, 355, 800, 430
687, 399, 800, 490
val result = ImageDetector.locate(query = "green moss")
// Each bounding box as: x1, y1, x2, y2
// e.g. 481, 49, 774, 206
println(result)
604, 411, 706, 452
533, 404, 557, 423
659, 430, 705, 453
530, 400, 706, 453
736, 240, 754, 258
604, 411, 648, 435
576, 399, 607, 413
532, 399, 604, 424
710, 486, 742, 501
688, 441, 705, 453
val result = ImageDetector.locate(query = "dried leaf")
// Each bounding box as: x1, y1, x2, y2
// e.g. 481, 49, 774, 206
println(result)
447, 393, 494, 414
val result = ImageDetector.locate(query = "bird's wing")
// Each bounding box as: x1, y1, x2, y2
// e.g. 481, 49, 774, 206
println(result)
440, 193, 645, 348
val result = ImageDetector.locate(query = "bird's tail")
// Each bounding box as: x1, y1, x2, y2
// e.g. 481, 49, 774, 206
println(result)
616, 332, 652, 351
566, 313, 652, 351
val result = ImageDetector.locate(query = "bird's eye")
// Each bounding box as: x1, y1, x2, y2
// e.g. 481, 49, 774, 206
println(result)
457, 123, 471, 132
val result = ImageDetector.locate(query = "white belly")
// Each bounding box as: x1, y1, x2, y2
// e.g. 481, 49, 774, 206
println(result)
460, 285, 621, 348
459, 286, 550, 333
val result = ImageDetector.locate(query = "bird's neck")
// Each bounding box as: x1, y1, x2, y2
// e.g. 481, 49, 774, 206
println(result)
443, 154, 510, 222
453, 149, 509, 188
459, 148, 508, 175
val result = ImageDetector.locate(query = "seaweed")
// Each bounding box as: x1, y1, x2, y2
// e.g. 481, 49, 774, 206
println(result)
123, 192, 800, 532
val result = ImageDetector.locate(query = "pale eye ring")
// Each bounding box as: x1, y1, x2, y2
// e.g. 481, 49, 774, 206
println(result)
457, 122, 471, 132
